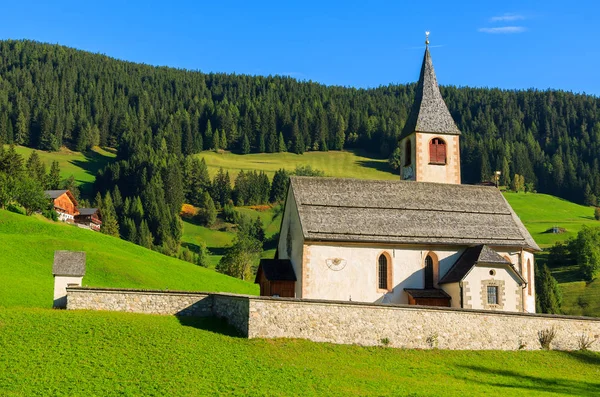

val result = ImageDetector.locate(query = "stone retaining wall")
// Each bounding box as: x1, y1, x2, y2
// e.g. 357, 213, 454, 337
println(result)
67, 287, 213, 316
66, 287, 600, 351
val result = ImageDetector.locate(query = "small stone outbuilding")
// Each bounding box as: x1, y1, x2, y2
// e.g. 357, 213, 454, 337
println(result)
52, 251, 86, 308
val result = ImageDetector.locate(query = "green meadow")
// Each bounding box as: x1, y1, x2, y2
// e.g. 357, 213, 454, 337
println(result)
1, 308, 599, 396
0, 209, 257, 308
4, 145, 115, 197
196, 149, 397, 180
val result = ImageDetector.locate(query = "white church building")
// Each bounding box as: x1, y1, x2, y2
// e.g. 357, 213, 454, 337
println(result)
256, 42, 540, 313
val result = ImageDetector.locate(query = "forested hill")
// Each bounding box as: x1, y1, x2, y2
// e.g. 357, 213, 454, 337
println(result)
0, 39, 599, 205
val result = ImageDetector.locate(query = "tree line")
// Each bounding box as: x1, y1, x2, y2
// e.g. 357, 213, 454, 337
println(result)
0, 40, 599, 207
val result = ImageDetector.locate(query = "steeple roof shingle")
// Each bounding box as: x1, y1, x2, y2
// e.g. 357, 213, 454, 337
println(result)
400, 47, 461, 140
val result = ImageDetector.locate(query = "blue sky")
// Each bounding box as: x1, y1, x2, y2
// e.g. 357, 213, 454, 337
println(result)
1, 1, 598, 94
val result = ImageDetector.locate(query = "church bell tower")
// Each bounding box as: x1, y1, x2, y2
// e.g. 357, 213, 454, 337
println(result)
399, 32, 461, 185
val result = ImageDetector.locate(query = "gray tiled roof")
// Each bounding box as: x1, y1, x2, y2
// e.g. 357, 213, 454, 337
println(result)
44, 190, 68, 199
439, 245, 513, 284
399, 47, 461, 140
52, 251, 86, 276
77, 208, 98, 216
289, 177, 540, 251
254, 259, 297, 283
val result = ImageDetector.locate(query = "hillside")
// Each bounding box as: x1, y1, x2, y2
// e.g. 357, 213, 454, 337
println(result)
4, 144, 115, 197
0, 209, 257, 308
0, 39, 599, 206
1, 308, 599, 396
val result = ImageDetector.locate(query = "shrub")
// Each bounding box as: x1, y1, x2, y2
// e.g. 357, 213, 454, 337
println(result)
6, 203, 25, 215
577, 334, 595, 351
538, 327, 557, 350
42, 208, 58, 221
595, 207, 600, 221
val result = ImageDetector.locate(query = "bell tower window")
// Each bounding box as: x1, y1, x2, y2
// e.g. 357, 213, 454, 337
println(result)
404, 139, 412, 166
429, 138, 446, 165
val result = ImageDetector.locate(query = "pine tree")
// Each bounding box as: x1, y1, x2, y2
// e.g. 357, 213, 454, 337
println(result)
213, 129, 220, 151
270, 169, 289, 203
278, 132, 287, 152
137, 219, 153, 249
204, 120, 213, 151
100, 191, 120, 237
535, 263, 562, 314
241, 134, 250, 154
220, 130, 227, 150
48, 161, 61, 189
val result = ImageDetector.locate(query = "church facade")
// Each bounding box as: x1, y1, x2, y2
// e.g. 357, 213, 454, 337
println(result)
256, 44, 539, 313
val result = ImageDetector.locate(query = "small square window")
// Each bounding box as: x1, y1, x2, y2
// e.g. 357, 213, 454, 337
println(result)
487, 286, 498, 305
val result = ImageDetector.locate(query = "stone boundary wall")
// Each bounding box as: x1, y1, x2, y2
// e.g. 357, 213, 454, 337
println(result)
66, 287, 600, 351
66, 287, 213, 317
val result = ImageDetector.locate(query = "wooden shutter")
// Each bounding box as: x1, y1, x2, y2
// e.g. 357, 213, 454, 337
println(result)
429, 138, 446, 164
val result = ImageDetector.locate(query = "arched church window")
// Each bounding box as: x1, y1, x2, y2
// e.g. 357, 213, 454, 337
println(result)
404, 139, 412, 166
429, 138, 446, 165
377, 253, 392, 291
424, 255, 434, 289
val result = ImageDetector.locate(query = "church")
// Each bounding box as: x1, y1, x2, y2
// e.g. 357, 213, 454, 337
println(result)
255, 40, 540, 313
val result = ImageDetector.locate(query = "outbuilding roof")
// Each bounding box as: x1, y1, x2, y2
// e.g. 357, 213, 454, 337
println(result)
399, 47, 461, 140
254, 259, 296, 284
438, 244, 525, 284
77, 208, 99, 216
52, 251, 86, 276
289, 177, 540, 251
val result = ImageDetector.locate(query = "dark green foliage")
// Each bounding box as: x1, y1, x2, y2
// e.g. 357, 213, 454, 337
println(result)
1, 39, 599, 207
251, 216, 265, 243
15, 177, 48, 216
232, 170, 270, 206
535, 263, 562, 314
196, 192, 216, 227
100, 191, 119, 237
211, 168, 231, 208
216, 232, 262, 280
222, 201, 236, 223
61, 175, 80, 201
48, 161, 61, 190
241, 134, 250, 154
270, 169, 289, 203
549, 227, 600, 282
293, 165, 325, 177
595, 207, 600, 221
183, 157, 211, 207
25, 151, 47, 186
137, 219, 153, 249
388, 147, 402, 172
573, 227, 600, 281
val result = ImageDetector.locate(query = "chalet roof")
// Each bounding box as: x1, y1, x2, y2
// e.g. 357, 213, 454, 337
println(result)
77, 208, 99, 216
52, 251, 86, 277
44, 190, 68, 199
399, 46, 461, 140
289, 177, 540, 251
439, 244, 524, 284
254, 259, 296, 283
404, 288, 451, 299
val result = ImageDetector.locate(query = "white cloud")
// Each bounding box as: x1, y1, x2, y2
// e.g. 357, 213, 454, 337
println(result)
478, 26, 527, 34
490, 13, 525, 22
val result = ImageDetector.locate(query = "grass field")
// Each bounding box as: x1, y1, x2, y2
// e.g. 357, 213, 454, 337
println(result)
5, 145, 115, 197
197, 149, 397, 180
0, 209, 257, 308
1, 308, 599, 396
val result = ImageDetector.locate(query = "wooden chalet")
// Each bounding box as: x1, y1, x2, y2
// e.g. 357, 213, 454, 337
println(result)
74, 208, 102, 231
45, 190, 79, 222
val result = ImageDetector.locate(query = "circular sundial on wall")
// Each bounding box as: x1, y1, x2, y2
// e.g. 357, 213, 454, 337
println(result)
326, 258, 347, 271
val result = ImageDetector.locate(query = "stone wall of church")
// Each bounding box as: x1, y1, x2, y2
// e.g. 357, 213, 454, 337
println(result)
65, 287, 600, 351
246, 296, 600, 351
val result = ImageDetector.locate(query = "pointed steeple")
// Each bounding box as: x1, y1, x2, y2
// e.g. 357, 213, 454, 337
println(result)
399, 42, 461, 140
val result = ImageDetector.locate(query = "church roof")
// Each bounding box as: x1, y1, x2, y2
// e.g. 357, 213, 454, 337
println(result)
399, 46, 461, 140
438, 245, 522, 284
289, 177, 540, 251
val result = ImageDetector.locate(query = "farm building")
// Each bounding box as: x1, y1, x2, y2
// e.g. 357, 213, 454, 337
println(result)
45, 189, 79, 222
75, 208, 102, 231
259, 43, 540, 313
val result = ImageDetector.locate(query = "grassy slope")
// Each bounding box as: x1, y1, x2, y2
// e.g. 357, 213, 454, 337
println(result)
503, 192, 600, 316
1, 308, 599, 397
5, 145, 115, 197
0, 209, 257, 308
197, 149, 397, 180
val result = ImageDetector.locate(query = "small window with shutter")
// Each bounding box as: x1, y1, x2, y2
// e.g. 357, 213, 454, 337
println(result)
429, 138, 446, 165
